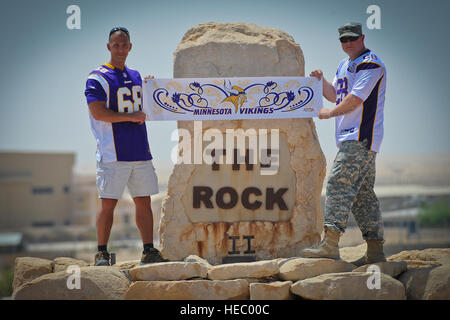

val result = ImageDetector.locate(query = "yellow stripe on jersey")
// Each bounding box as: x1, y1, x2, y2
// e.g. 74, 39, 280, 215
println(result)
103, 63, 115, 70
356, 61, 384, 71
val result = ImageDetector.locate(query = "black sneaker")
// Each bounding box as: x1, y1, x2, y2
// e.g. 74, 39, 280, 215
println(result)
140, 248, 169, 265
94, 250, 111, 266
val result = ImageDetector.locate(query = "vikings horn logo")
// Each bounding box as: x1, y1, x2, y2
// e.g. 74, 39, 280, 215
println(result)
221, 80, 247, 112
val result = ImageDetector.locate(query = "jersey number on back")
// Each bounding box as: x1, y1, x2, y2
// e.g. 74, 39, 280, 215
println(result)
336, 77, 348, 105
117, 86, 142, 113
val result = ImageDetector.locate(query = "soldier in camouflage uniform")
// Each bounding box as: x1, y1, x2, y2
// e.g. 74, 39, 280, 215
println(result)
325, 139, 383, 240
301, 23, 387, 266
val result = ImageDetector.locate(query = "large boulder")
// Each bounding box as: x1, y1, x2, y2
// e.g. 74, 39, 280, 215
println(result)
279, 257, 355, 281
290, 272, 406, 300
398, 265, 450, 300
12, 266, 131, 300
12, 257, 53, 292
129, 262, 208, 281
115, 260, 140, 270
420, 265, 450, 300
386, 248, 450, 299
387, 248, 450, 268
125, 279, 249, 300
173, 22, 305, 78
160, 22, 326, 264
352, 261, 407, 278
250, 281, 293, 300
207, 259, 279, 280
52, 257, 89, 273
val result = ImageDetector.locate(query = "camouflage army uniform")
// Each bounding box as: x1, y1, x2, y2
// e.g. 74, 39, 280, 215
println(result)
324, 139, 384, 240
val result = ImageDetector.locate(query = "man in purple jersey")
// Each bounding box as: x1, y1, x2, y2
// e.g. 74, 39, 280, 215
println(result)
85, 27, 168, 266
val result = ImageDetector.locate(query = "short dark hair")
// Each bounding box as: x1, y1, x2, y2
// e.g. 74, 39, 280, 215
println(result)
108, 27, 130, 41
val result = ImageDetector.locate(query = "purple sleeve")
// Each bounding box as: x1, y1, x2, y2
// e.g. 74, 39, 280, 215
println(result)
85, 78, 107, 104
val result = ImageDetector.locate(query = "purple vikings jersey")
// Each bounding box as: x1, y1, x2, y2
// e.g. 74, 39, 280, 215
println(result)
84, 63, 152, 162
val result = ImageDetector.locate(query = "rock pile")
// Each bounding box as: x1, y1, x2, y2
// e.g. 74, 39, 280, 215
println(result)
11, 247, 450, 300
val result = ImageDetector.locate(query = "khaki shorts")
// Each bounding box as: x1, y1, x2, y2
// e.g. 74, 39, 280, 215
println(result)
96, 160, 159, 199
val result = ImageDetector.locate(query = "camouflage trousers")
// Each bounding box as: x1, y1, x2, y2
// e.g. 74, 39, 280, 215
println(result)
324, 140, 384, 240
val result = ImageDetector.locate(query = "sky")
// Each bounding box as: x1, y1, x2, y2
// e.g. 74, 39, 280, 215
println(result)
0, 0, 449, 182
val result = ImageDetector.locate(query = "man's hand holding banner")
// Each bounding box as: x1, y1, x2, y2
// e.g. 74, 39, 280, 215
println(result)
143, 77, 323, 121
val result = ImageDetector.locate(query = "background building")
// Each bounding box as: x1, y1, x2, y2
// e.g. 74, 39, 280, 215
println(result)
73, 173, 165, 230
0, 152, 75, 230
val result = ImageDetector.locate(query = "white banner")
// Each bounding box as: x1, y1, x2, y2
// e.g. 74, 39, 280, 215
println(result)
143, 77, 322, 121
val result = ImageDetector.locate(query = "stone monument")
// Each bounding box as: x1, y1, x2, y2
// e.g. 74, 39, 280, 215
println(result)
160, 22, 326, 264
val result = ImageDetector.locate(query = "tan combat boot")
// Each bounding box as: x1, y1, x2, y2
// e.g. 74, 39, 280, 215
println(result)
300, 227, 341, 260
351, 239, 387, 267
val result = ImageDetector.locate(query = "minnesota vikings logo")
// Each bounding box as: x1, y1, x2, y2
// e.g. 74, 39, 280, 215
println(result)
222, 80, 247, 112
347, 62, 357, 73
